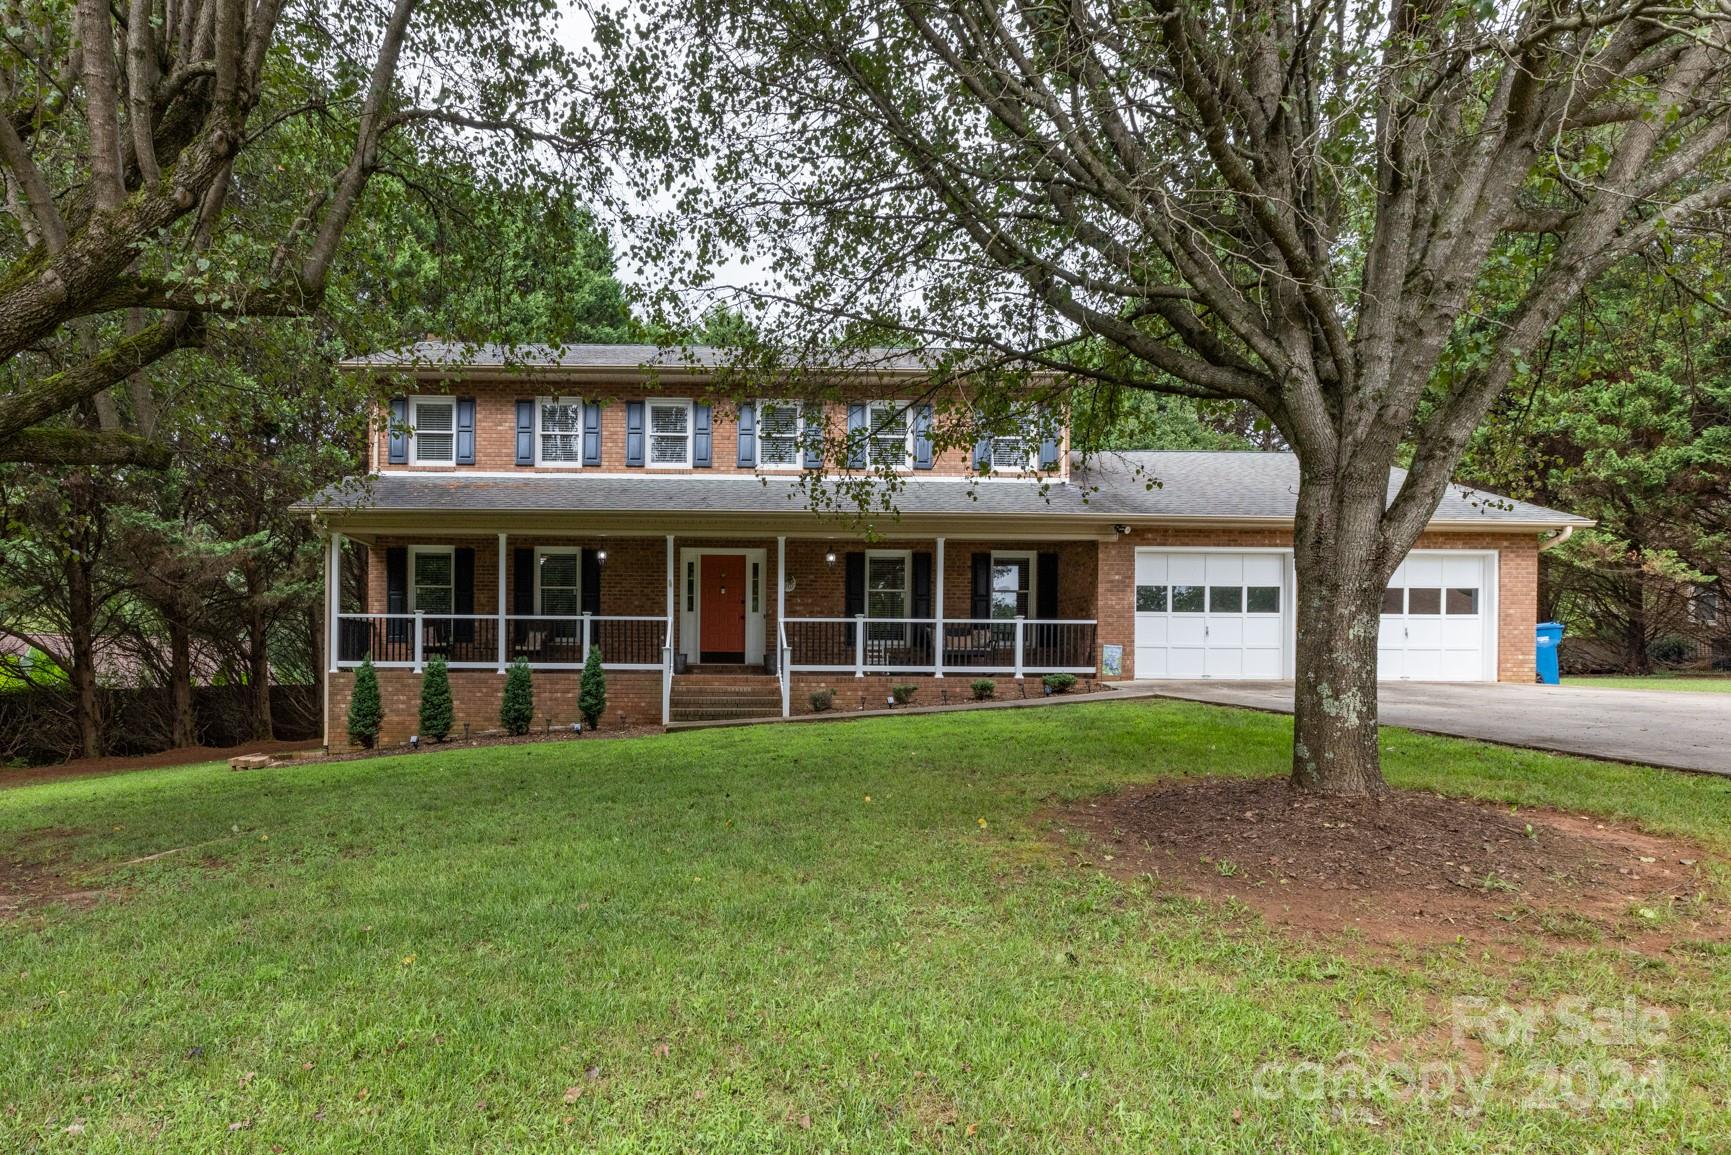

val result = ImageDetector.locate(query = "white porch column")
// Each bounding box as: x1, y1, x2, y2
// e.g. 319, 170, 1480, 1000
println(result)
776, 536, 787, 627
496, 532, 507, 673
777, 535, 789, 717
325, 532, 342, 674
665, 534, 676, 627
933, 536, 945, 677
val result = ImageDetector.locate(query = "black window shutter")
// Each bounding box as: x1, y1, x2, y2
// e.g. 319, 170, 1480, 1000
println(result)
388, 398, 408, 464
846, 403, 867, 468
386, 547, 408, 641
515, 400, 535, 465
736, 402, 755, 467
911, 552, 933, 618
970, 552, 991, 620
453, 547, 476, 641
583, 403, 602, 467
581, 549, 602, 616
912, 405, 934, 469
1038, 431, 1060, 471
1036, 552, 1059, 619
625, 401, 645, 466
456, 398, 476, 464
513, 547, 534, 614
693, 403, 712, 467
802, 406, 823, 470
843, 552, 866, 617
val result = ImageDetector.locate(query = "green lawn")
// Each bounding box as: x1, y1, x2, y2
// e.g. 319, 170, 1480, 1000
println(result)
4, 700, 1730, 1152
1573, 673, 1731, 693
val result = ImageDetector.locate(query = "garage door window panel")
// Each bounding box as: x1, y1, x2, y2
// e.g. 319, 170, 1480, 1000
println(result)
1246, 586, 1281, 614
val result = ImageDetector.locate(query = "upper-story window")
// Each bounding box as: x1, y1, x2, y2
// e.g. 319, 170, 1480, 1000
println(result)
866, 401, 913, 470
980, 409, 1045, 473
648, 398, 693, 468
757, 400, 807, 469
409, 396, 456, 466
538, 398, 583, 466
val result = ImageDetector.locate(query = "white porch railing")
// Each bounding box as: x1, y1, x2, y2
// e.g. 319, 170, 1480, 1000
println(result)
660, 616, 676, 726
780, 617, 1097, 679
777, 620, 792, 717
336, 613, 668, 671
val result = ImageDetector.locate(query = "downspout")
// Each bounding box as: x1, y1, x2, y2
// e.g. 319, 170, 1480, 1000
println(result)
1539, 525, 1574, 551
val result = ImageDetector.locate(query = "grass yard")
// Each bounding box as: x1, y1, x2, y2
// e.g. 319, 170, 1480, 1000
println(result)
4, 699, 1730, 1152
1573, 673, 1731, 694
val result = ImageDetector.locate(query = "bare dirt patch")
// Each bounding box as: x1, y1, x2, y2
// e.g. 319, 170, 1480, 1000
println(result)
1, 739, 322, 791
0, 828, 117, 919
1056, 776, 1728, 956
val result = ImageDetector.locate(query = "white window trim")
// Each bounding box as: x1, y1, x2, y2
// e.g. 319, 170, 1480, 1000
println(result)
535, 396, 586, 469
533, 546, 582, 615
864, 549, 914, 619
755, 399, 808, 471
646, 397, 695, 469
408, 395, 457, 466
407, 545, 455, 613
865, 400, 915, 472
988, 550, 1038, 618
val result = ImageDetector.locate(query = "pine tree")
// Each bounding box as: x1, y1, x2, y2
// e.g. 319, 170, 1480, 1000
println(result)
419, 656, 455, 742
579, 646, 607, 729
347, 657, 383, 749
500, 657, 534, 735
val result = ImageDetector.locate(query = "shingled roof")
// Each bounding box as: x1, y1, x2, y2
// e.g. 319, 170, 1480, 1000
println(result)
304, 451, 1589, 530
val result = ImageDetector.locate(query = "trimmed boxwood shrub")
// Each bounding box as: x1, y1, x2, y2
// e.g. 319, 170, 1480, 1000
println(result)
890, 683, 918, 705
500, 658, 534, 735
808, 688, 834, 712
419, 656, 454, 741
971, 678, 996, 701
1042, 672, 1078, 694
347, 657, 383, 748
579, 646, 607, 728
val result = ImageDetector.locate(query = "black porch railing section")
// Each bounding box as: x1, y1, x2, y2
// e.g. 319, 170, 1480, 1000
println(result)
337, 615, 499, 666
782, 618, 1096, 673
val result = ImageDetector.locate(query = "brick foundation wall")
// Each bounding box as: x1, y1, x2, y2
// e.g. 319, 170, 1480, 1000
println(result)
789, 673, 1070, 714
327, 667, 664, 748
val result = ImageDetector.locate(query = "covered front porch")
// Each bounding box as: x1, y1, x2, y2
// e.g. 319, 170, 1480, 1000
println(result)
322, 528, 1102, 727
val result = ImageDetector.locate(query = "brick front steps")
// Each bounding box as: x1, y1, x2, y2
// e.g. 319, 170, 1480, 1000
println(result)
668, 672, 783, 723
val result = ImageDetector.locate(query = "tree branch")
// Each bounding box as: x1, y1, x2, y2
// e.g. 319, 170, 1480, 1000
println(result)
0, 427, 172, 468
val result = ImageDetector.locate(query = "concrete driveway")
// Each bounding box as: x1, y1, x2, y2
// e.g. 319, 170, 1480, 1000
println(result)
1122, 680, 1731, 776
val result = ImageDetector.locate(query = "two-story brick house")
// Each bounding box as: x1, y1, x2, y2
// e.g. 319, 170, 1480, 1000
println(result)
305, 343, 1590, 745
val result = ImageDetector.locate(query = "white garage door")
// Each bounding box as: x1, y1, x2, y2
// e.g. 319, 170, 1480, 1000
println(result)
1134, 551, 1287, 679
1379, 553, 1491, 681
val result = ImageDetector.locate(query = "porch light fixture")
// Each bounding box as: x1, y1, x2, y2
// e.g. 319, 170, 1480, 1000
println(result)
1113, 523, 1131, 535
595, 550, 607, 566
825, 551, 838, 567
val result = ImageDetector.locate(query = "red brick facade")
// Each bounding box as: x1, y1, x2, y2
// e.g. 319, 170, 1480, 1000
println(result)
371, 382, 1068, 480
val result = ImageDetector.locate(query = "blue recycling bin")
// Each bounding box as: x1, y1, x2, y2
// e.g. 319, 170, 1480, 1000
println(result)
1535, 621, 1564, 685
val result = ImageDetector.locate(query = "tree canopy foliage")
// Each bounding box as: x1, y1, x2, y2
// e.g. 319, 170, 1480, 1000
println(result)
593, 0, 1731, 793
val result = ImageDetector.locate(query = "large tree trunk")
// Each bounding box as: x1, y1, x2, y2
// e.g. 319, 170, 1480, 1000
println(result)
1623, 572, 1652, 675
64, 549, 103, 760
1288, 468, 1393, 797
167, 610, 196, 748
245, 560, 274, 740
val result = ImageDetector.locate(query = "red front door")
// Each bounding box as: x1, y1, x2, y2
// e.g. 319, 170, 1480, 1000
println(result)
700, 554, 747, 658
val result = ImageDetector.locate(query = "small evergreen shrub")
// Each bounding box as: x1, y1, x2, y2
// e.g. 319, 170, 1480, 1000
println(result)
970, 678, 996, 701
579, 646, 607, 728
1042, 672, 1078, 694
808, 688, 834, 712
419, 656, 454, 741
499, 658, 534, 735
890, 682, 918, 705
347, 657, 383, 748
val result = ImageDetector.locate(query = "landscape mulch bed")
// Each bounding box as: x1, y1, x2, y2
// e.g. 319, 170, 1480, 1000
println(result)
1057, 776, 1728, 956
